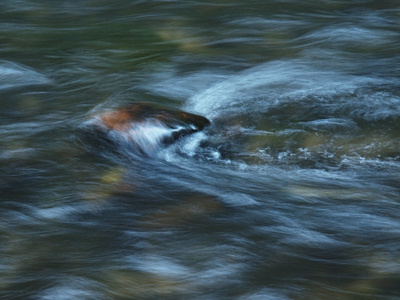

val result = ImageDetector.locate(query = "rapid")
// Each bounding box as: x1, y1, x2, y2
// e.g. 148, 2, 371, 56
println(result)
1, 1, 400, 299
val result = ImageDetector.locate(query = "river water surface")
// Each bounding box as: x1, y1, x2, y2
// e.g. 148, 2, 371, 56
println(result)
1, 1, 400, 299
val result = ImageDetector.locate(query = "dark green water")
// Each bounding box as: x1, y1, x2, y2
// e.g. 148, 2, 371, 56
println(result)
1, 1, 400, 299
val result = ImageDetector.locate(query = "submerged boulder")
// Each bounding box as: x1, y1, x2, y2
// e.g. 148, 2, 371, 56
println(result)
85, 102, 210, 154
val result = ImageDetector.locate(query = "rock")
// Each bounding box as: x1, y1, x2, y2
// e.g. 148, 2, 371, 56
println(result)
84, 102, 210, 154
99, 102, 210, 134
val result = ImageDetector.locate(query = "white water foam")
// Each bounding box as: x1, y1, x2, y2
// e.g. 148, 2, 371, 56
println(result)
186, 59, 398, 121
85, 115, 192, 156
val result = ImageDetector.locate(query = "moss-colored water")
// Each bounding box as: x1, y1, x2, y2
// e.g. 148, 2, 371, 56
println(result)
1, 1, 400, 299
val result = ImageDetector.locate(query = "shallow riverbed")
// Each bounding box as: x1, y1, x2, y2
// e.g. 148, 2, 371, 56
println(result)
1, 1, 400, 299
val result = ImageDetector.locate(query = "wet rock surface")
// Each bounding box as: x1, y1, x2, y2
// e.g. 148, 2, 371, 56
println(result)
83, 102, 210, 154
99, 102, 210, 132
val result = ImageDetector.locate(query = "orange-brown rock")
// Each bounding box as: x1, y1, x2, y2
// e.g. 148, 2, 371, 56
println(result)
99, 102, 210, 133
85, 102, 211, 151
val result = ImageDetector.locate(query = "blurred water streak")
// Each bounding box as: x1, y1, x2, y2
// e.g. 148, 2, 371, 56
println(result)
1, 1, 400, 299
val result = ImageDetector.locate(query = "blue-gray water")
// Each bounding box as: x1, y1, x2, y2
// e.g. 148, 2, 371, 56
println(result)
1, 1, 400, 299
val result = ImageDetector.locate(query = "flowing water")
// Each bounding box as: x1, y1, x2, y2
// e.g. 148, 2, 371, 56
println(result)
1, 1, 400, 299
